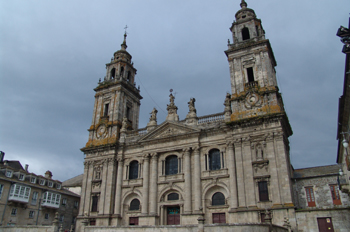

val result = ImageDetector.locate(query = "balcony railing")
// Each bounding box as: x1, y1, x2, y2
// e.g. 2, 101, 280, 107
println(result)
198, 113, 224, 124
245, 81, 259, 89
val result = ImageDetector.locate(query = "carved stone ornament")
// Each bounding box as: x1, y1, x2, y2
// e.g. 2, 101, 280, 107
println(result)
244, 92, 262, 109
96, 124, 108, 139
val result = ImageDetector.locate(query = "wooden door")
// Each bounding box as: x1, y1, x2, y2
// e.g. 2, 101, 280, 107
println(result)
129, 217, 139, 225
167, 206, 180, 225
317, 217, 334, 232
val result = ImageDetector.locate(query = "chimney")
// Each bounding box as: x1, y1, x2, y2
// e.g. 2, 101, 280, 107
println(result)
45, 170, 53, 179
25, 164, 29, 172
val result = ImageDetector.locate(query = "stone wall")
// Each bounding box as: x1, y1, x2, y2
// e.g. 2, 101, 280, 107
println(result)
83, 223, 287, 232
0, 225, 54, 232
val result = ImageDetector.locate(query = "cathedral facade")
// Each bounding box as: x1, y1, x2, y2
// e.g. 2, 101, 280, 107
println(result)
77, 1, 296, 231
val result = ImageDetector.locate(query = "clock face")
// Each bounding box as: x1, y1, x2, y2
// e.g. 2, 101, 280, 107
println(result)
96, 125, 108, 139
246, 93, 259, 106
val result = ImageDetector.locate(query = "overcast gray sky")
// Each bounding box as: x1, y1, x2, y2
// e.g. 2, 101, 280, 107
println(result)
0, 0, 349, 181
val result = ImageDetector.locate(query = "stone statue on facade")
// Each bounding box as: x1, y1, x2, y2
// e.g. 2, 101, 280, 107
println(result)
147, 108, 158, 131
224, 93, 232, 122
186, 98, 198, 125
166, 93, 179, 121
120, 117, 128, 133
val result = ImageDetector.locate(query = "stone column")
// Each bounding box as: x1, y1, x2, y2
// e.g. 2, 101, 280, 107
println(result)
114, 157, 124, 216
83, 161, 94, 214
104, 158, 117, 214
79, 161, 89, 216
226, 141, 238, 209
265, 134, 282, 206
142, 154, 150, 215
183, 148, 192, 213
234, 138, 246, 207
243, 137, 256, 207
193, 147, 202, 212
274, 132, 293, 204
99, 160, 107, 214
149, 153, 158, 215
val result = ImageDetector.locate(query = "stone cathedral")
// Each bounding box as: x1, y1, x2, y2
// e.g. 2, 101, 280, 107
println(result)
76, 1, 299, 231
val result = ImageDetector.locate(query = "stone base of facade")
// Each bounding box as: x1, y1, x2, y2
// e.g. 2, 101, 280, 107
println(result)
139, 215, 159, 226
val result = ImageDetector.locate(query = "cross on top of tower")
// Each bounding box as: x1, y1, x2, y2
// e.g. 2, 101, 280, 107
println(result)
124, 25, 128, 35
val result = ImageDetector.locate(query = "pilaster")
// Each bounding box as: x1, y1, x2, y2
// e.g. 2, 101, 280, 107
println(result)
142, 154, 150, 215
193, 147, 202, 212
104, 158, 117, 214
183, 148, 192, 213
226, 141, 238, 209
243, 137, 256, 207
83, 161, 94, 215
234, 138, 246, 208
114, 157, 124, 216
149, 152, 158, 215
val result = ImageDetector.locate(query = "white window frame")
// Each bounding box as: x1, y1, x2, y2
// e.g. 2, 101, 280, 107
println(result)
31, 191, 38, 205
42, 192, 61, 208
39, 179, 45, 186
30, 177, 36, 184
29, 210, 35, 218
5, 170, 12, 178
48, 181, 53, 188
74, 200, 79, 208
19, 174, 25, 181
11, 208, 17, 216
62, 198, 67, 206
9, 184, 31, 203
56, 183, 61, 189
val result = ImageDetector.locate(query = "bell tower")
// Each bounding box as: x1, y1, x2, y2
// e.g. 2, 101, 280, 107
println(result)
83, 33, 142, 149
225, 0, 284, 121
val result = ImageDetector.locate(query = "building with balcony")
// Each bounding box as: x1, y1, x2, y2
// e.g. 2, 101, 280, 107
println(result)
0, 153, 80, 230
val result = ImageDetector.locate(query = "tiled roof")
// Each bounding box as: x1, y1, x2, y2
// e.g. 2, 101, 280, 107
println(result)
293, 164, 341, 179
62, 174, 83, 187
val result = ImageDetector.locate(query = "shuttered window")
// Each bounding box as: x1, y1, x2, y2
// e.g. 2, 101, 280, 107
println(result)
213, 213, 226, 223
330, 185, 341, 205
305, 187, 316, 207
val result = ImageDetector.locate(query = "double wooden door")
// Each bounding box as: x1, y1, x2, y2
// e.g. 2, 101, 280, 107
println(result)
167, 206, 180, 225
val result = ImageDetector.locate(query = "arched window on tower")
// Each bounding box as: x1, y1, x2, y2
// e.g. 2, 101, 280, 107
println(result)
127, 71, 131, 83
129, 160, 139, 180
242, 27, 250, 40
110, 68, 116, 79
212, 192, 225, 206
165, 155, 178, 175
129, 199, 140, 210
247, 67, 255, 82
120, 67, 124, 77
209, 149, 221, 170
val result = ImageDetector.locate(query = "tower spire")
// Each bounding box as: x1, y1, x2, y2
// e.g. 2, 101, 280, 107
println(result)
240, 0, 247, 9
121, 25, 128, 50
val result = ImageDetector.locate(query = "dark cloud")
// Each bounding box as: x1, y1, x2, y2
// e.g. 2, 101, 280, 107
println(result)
0, 0, 348, 181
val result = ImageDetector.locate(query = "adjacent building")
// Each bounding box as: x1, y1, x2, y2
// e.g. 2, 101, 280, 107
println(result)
0, 152, 80, 230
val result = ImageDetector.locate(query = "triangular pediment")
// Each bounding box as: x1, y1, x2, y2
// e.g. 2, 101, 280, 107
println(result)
139, 121, 200, 142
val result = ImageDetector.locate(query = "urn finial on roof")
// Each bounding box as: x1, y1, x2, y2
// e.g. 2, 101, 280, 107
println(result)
240, 0, 248, 9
